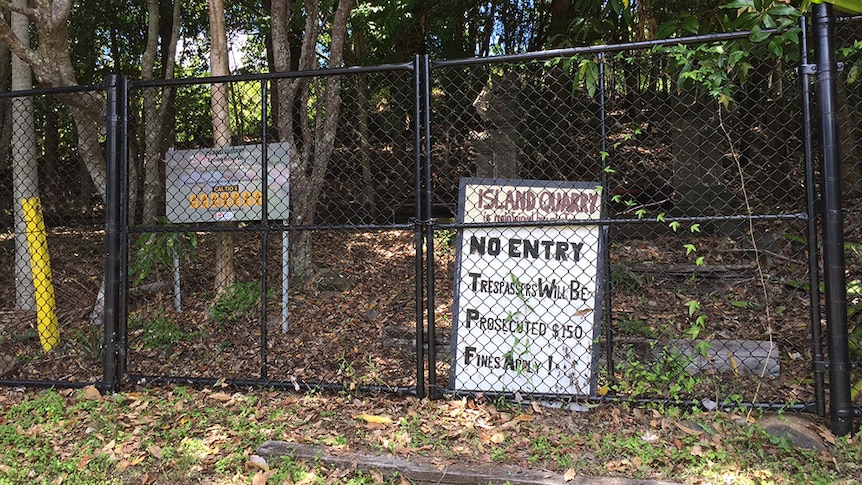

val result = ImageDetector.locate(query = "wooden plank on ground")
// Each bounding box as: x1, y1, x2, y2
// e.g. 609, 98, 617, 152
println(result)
256, 441, 681, 485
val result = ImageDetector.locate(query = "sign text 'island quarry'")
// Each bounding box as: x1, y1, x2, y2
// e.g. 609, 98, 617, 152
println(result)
450, 178, 604, 396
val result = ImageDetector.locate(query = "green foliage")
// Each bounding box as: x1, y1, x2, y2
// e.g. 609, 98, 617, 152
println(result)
0, 387, 859, 483
500, 274, 539, 378
130, 218, 198, 286
173, 83, 215, 143
722, 0, 801, 37
610, 265, 652, 292
616, 317, 655, 338
683, 300, 710, 355
613, 347, 701, 400
658, 43, 753, 105
434, 228, 457, 248
575, 57, 600, 97
70, 326, 102, 360
134, 309, 202, 350
652, 1, 801, 106
208, 281, 268, 323
838, 39, 862, 84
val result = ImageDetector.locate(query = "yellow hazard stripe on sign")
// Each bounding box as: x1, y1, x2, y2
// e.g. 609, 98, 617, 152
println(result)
21, 198, 59, 352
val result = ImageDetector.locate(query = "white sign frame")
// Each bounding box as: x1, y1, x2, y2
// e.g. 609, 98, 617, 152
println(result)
449, 178, 605, 396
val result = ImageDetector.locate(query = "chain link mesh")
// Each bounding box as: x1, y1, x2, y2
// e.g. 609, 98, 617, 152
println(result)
0, 26, 857, 408
431, 47, 814, 405
836, 19, 862, 412
126, 69, 422, 389
1, 89, 105, 384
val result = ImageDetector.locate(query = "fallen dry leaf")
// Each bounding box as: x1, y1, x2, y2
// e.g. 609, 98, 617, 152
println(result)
368, 468, 384, 483
252, 470, 276, 485
147, 445, 162, 460
490, 432, 505, 444
76, 454, 92, 471
564, 468, 577, 481
209, 392, 233, 402
81, 385, 102, 400
674, 421, 703, 436
499, 413, 536, 429
353, 414, 393, 424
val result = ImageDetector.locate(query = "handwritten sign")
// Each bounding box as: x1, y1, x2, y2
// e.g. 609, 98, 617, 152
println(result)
165, 143, 290, 223
450, 178, 604, 396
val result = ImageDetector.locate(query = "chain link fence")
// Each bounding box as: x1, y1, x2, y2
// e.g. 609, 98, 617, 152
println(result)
1, 24, 858, 417
835, 17, 862, 416
124, 67, 425, 392
430, 40, 817, 407
0, 87, 106, 386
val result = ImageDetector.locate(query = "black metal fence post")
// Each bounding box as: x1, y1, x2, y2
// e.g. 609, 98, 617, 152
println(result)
260, 79, 270, 381
421, 55, 439, 399
101, 74, 124, 392
118, 74, 130, 382
598, 52, 615, 391
413, 55, 427, 399
799, 16, 827, 417
812, 3, 854, 436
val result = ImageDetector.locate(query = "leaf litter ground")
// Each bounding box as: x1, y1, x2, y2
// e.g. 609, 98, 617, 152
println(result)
0, 225, 860, 483
0, 383, 860, 484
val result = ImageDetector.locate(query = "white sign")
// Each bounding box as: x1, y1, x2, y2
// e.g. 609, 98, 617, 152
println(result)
165, 143, 290, 223
450, 178, 604, 396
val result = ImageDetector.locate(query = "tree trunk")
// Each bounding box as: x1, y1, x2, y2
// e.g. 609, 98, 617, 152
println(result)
0, 0, 109, 329
277, 0, 352, 282
356, 73, 375, 222
209, 0, 236, 294
348, 30, 375, 222
11, 0, 37, 311
0, 24, 9, 186
141, 0, 181, 224
545, 0, 571, 48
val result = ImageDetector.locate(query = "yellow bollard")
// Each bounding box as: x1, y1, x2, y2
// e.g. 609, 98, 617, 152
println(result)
20, 198, 59, 352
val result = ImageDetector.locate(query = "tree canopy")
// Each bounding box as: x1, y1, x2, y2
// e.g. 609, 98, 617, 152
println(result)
0, 0, 813, 85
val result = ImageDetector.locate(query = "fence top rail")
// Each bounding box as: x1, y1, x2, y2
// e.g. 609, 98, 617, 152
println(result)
0, 82, 105, 99
129, 61, 415, 89
837, 14, 862, 22
432, 29, 767, 68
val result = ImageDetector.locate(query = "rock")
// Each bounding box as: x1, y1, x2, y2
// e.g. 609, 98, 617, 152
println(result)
0, 353, 18, 377
314, 269, 351, 292
758, 413, 828, 451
